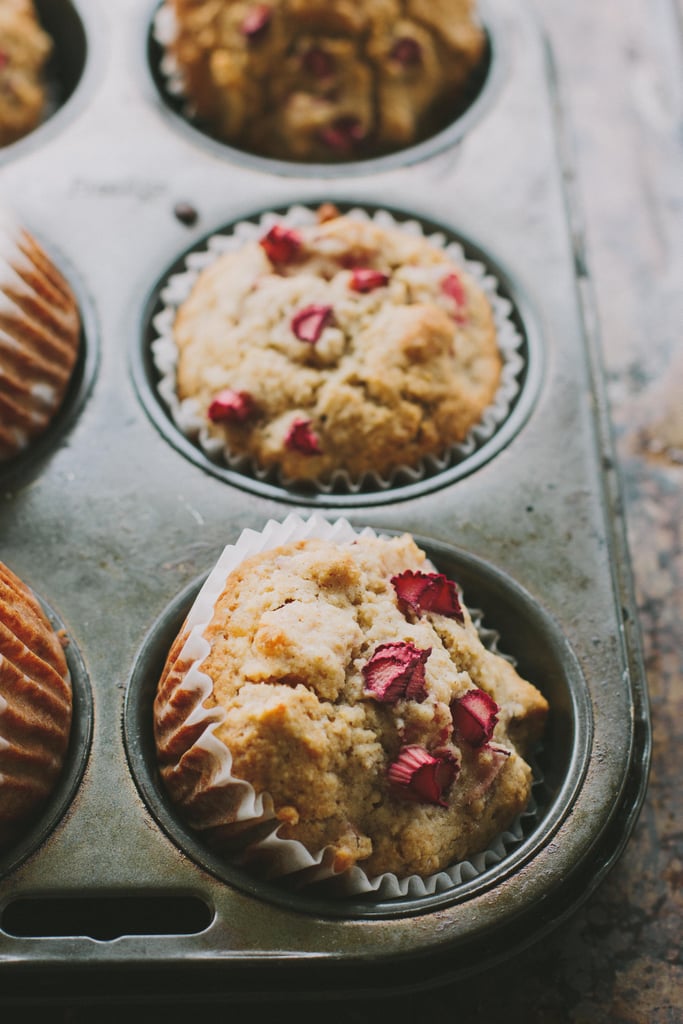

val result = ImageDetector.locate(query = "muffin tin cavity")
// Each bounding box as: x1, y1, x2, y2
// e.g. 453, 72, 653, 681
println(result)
0, 592, 93, 880
123, 533, 590, 920
0, 0, 88, 161
133, 202, 541, 508
145, 1, 502, 178
0, 246, 98, 487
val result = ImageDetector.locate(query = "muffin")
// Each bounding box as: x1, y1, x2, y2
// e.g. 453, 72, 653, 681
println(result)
154, 524, 548, 884
156, 0, 487, 161
0, 0, 52, 147
0, 208, 81, 462
168, 208, 502, 486
0, 562, 72, 849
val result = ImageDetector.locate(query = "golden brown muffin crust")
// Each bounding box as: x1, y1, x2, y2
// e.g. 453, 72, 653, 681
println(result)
0, 0, 51, 147
172, 212, 501, 484
154, 534, 548, 879
159, 0, 486, 159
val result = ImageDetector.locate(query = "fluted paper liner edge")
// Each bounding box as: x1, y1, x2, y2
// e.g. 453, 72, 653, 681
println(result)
151, 205, 525, 495
154, 513, 538, 901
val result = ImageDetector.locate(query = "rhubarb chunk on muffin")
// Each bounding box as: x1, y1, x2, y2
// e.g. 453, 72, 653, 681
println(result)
154, 529, 548, 883
0, 208, 81, 462
0, 0, 52, 147
0, 562, 72, 849
170, 209, 502, 485
156, 0, 487, 161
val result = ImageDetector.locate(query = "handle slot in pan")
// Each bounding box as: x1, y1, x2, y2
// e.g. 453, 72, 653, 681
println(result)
1, 894, 212, 940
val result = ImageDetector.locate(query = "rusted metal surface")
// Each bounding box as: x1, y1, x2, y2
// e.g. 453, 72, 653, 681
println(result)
0, 0, 669, 1012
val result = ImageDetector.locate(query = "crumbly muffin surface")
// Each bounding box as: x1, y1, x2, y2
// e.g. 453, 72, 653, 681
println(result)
173, 212, 501, 483
0, 562, 72, 849
155, 534, 548, 879
0, 0, 51, 147
159, 0, 486, 160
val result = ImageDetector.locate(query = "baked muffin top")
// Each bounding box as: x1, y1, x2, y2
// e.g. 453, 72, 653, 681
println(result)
158, 0, 486, 160
0, 0, 52, 147
154, 532, 548, 879
171, 210, 502, 485
0, 562, 72, 849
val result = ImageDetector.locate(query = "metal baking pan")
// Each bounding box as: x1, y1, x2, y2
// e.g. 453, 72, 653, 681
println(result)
0, 0, 650, 1003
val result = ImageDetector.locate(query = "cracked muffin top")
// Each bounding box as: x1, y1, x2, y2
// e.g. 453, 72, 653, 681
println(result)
154, 532, 548, 880
156, 0, 487, 161
0, 0, 52, 147
172, 209, 501, 484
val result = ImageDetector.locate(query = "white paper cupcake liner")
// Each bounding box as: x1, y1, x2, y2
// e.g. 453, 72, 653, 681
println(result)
155, 512, 542, 902
151, 204, 525, 494
153, 5, 188, 107
0, 207, 81, 461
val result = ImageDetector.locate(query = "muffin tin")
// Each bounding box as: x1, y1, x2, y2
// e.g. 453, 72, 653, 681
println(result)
0, 0, 651, 1002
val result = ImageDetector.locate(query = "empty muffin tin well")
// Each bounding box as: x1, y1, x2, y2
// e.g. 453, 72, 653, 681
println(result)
145, 0, 504, 178
132, 201, 542, 507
